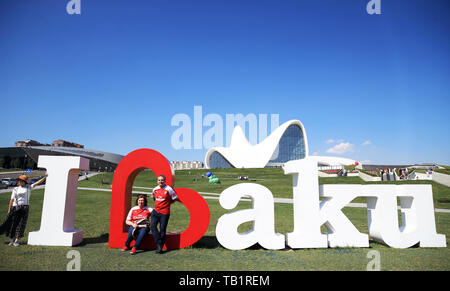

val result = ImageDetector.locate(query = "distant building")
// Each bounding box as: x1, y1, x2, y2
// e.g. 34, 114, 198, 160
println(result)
0, 146, 123, 171
170, 161, 204, 170
15, 139, 49, 147
362, 163, 443, 171
52, 139, 84, 148
205, 120, 308, 169
204, 119, 358, 169
15, 139, 83, 148
3, 139, 120, 171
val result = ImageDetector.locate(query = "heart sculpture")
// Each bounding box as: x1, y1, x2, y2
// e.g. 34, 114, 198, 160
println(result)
108, 148, 210, 249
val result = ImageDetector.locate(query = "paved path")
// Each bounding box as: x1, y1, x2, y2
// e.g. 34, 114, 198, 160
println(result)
78, 187, 450, 214
0, 170, 46, 179
0, 172, 99, 194
2, 185, 449, 213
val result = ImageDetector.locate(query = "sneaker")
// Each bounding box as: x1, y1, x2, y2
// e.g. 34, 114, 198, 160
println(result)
156, 245, 164, 254
130, 247, 137, 255
12, 241, 20, 247
122, 246, 131, 251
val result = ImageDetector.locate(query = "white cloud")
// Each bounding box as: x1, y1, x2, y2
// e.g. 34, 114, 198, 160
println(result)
361, 140, 372, 146
326, 142, 354, 155
325, 139, 335, 144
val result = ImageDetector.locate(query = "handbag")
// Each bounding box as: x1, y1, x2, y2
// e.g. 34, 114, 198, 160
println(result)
132, 219, 150, 239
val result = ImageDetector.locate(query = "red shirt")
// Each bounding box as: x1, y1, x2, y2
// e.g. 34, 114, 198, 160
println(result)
152, 185, 177, 215
126, 206, 152, 223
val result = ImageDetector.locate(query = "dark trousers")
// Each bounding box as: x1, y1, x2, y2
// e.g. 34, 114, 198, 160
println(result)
124, 226, 148, 249
150, 211, 170, 248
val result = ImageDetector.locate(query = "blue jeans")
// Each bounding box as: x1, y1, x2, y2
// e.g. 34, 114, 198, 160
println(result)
150, 211, 170, 248
124, 226, 148, 249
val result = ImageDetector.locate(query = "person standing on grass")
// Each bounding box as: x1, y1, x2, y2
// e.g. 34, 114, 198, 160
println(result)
122, 194, 153, 255
0, 174, 47, 246
150, 174, 178, 254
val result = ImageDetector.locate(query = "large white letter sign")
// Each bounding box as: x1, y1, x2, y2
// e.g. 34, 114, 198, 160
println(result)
319, 184, 446, 248
284, 158, 328, 248
215, 183, 285, 250
319, 185, 369, 247
28, 156, 89, 246
365, 185, 446, 248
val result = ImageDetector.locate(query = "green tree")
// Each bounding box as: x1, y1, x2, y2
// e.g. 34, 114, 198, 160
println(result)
3, 156, 12, 169
11, 157, 22, 169
26, 157, 37, 170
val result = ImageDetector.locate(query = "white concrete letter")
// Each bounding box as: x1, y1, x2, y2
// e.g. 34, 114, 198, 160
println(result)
319, 185, 369, 247
28, 156, 89, 246
366, 185, 446, 248
216, 183, 285, 250
284, 158, 328, 248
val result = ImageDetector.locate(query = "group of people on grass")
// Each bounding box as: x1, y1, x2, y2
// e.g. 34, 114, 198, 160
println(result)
123, 174, 177, 255
0, 173, 177, 255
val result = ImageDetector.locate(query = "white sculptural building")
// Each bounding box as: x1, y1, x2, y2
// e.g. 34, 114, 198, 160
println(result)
205, 120, 357, 169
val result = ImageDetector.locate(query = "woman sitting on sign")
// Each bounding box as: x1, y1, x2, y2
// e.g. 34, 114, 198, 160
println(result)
122, 194, 153, 255
0, 174, 47, 246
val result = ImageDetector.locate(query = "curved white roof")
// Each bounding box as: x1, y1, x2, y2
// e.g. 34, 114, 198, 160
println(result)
309, 155, 357, 166
205, 120, 309, 168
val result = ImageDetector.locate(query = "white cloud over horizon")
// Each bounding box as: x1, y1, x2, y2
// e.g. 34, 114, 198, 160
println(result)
326, 142, 354, 155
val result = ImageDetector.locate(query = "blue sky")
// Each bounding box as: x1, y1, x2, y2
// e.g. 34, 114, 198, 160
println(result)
1, 0, 449, 165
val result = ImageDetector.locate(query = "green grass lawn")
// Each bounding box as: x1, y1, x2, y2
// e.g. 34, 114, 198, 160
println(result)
0, 168, 449, 271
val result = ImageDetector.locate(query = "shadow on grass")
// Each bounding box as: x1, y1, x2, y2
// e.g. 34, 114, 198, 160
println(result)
189, 236, 267, 250
77, 234, 222, 250
75, 234, 402, 252
76, 234, 407, 250
191, 236, 221, 249
78, 233, 109, 246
